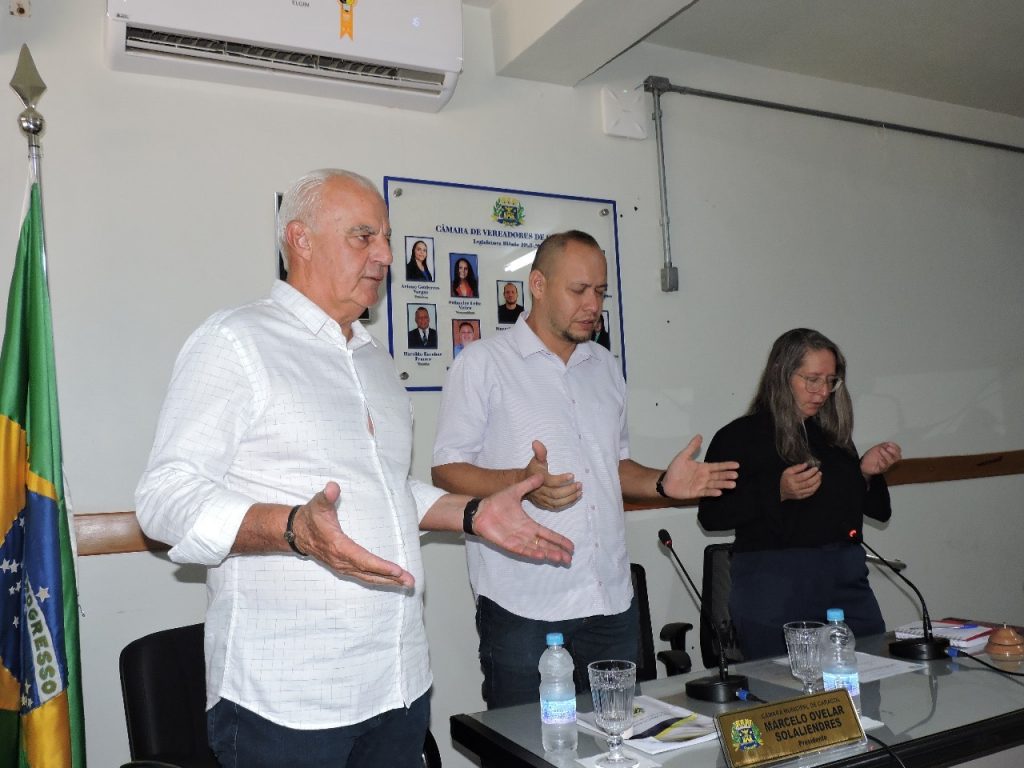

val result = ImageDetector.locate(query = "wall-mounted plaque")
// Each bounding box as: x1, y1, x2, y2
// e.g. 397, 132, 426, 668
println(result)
384, 176, 624, 391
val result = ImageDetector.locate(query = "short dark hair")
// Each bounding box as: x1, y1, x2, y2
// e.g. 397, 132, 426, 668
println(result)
533, 230, 601, 276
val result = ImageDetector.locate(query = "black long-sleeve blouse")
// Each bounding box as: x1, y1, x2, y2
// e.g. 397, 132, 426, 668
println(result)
697, 411, 891, 552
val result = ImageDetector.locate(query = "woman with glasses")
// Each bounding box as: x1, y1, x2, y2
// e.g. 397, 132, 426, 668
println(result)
698, 328, 902, 659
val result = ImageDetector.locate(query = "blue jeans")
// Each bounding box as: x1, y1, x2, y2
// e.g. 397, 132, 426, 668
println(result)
206, 692, 429, 768
476, 595, 639, 709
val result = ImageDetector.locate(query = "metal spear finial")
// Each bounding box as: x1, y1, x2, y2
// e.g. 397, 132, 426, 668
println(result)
10, 44, 46, 145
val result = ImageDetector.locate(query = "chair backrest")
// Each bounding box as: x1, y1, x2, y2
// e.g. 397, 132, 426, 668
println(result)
119, 623, 218, 768
120, 623, 443, 768
630, 563, 658, 682
699, 543, 744, 670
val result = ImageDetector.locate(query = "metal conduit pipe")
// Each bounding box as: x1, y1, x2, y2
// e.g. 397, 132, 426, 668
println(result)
642, 74, 1024, 293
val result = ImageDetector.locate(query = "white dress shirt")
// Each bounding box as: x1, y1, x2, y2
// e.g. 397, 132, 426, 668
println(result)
432, 316, 632, 621
136, 281, 444, 728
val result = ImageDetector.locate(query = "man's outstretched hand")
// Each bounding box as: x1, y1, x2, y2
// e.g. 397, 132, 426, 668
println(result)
473, 472, 574, 566
661, 435, 739, 500
293, 482, 415, 588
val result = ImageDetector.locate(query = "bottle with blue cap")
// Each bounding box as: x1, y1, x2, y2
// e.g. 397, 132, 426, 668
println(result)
820, 608, 860, 712
539, 632, 577, 752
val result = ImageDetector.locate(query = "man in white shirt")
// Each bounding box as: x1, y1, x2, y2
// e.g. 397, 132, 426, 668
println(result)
431, 230, 738, 709
135, 169, 573, 767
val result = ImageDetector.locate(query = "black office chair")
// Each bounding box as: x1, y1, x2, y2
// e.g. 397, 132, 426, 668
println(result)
119, 623, 217, 768
698, 543, 744, 670
119, 623, 442, 768
422, 729, 442, 768
630, 562, 692, 681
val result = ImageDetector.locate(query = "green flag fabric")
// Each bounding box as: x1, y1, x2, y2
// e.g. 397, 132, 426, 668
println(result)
0, 176, 86, 766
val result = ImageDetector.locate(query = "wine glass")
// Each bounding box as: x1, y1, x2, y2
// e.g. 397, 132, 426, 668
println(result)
783, 621, 825, 693
587, 660, 639, 768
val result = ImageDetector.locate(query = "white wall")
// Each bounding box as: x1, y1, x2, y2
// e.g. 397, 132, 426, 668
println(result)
2, 4, 1023, 768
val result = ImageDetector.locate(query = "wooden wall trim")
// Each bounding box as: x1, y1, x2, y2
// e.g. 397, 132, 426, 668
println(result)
74, 450, 1024, 556
75, 511, 167, 557
884, 449, 1024, 486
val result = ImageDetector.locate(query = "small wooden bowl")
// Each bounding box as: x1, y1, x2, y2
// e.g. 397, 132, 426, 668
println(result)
984, 625, 1024, 661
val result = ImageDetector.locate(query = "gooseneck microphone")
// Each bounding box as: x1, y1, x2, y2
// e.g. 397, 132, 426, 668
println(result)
849, 530, 950, 661
658, 529, 748, 702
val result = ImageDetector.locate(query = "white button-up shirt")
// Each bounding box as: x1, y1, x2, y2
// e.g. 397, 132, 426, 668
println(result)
432, 316, 632, 621
136, 281, 444, 728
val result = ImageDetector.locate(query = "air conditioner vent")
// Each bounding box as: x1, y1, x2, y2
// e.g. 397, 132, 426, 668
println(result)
105, 1, 462, 112
124, 26, 446, 94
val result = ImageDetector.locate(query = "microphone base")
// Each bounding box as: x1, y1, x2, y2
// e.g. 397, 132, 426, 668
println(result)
889, 636, 951, 661
685, 673, 749, 703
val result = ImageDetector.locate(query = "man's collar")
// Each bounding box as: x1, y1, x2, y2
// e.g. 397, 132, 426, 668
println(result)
508, 314, 545, 358
509, 313, 593, 366
271, 280, 376, 350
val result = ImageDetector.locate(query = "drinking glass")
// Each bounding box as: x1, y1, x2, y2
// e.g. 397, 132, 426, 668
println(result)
587, 660, 639, 768
783, 621, 825, 693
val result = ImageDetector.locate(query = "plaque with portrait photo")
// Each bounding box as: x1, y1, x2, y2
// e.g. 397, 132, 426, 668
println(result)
384, 177, 624, 391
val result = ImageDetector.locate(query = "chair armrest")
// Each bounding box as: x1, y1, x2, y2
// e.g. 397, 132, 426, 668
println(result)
659, 621, 693, 651
656, 649, 692, 676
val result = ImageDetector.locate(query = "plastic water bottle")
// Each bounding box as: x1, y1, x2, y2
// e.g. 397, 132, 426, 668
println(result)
539, 632, 577, 752
820, 608, 860, 712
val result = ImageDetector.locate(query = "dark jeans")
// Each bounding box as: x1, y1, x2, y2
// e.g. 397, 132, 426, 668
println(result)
730, 544, 885, 660
476, 595, 639, 709
207, 692, 429, 768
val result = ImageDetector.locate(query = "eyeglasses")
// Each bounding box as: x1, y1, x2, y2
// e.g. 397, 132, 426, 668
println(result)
795, 373, 843, 394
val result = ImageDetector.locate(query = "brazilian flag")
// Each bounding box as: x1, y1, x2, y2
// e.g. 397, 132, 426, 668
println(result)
0, 174, 86, 766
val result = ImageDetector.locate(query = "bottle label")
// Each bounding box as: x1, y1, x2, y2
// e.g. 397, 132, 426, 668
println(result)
540, 697, 577, 725
822, 671, 860, 698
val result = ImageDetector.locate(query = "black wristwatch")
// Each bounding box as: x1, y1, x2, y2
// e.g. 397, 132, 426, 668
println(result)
462, 497, 483, 535
284, 505, 309, 557
655, 471, 672, 499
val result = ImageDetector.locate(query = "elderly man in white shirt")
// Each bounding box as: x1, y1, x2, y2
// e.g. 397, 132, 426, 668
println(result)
135, 169, 573, 768
431, 230, 739, 709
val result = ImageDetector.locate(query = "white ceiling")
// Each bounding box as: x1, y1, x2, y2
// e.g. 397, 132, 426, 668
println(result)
466, 0, 1024, 119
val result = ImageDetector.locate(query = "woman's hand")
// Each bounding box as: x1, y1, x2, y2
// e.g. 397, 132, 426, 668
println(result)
860, 442, 902, 479
780, 463, 822, 501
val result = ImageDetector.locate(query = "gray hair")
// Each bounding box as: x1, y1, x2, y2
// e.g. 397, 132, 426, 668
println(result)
747, 328, 856, 464
276, 169, 380, 269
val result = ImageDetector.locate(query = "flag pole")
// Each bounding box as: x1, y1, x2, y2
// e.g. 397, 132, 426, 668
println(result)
4, 44, 87, 766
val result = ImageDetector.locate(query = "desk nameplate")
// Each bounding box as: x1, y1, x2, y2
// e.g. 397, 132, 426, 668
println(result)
715, 689, 864, 768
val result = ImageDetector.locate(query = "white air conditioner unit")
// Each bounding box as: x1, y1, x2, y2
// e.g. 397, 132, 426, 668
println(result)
105, 0, 463, 112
